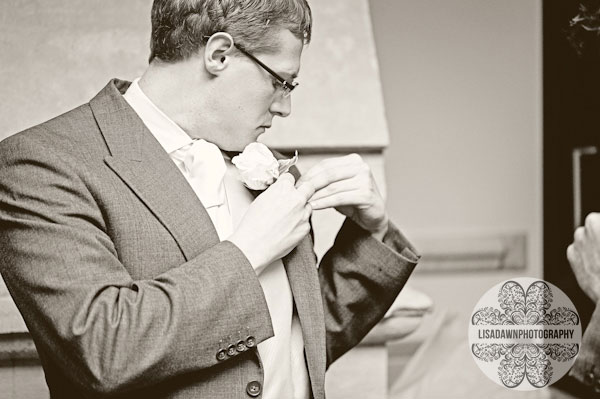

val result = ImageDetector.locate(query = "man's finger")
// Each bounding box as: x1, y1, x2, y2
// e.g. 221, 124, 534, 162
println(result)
302, 154, 362, 177
296, 181, 315, 202
585, 212, 600, 238
567, 244, 580, 266
309, 178, 359, 202
303, 203, 312, 220
276, 172, 296, 186
309, 190, 369, 210
574, 226, 586, 244
297, 155, 365, 186
567, 244, 588, 287
297, 165, 361, 194
567, 244, 599, 302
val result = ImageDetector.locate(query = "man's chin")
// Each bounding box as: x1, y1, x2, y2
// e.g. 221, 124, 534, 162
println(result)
221, 139, 260, 153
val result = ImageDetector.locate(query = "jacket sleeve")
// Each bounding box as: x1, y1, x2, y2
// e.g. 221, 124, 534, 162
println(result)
569, 305, 600, 390
317, 217, 419, 367
0, 134, 273, 395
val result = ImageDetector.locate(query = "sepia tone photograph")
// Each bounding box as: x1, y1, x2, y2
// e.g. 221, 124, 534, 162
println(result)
0, 0, 599, 398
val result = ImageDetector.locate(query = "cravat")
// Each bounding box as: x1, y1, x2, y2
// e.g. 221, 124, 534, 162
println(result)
183, 139, 226, 207
173, 139, 232, 239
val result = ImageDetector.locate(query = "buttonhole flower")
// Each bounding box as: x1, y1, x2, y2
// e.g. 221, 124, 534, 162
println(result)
231, 142, 298, 190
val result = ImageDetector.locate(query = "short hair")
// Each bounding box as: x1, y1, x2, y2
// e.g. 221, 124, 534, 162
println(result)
149, 0, 312, 63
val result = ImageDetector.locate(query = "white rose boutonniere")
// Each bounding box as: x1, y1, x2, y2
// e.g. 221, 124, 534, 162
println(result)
231, 142, 298, 190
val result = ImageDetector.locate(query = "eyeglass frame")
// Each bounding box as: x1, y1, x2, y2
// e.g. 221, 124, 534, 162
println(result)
203, 35, 299, 98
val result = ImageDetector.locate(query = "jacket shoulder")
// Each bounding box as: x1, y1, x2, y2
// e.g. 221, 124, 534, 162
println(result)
0, 103, 103, 161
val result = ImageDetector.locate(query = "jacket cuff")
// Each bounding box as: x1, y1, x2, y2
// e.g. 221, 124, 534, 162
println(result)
337, 218, 420, 283
380, 220, 421, 264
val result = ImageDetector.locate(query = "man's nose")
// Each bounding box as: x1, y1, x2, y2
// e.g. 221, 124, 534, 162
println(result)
269, 95, 292, 118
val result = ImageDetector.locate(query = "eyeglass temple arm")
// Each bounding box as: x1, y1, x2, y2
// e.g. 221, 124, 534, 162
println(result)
204, 36, 297, 91
233, 44, 297, 90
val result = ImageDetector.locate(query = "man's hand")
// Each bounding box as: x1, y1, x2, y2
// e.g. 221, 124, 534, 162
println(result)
567, 213, 600, 303
228, 173, 313, 270
296, 154, 389, 238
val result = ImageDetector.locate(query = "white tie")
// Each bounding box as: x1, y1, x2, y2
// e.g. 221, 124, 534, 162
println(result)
174, 139, 232, 240
183, 139, 227, 207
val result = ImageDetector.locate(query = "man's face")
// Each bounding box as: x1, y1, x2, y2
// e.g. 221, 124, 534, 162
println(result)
210, 29, 303, 151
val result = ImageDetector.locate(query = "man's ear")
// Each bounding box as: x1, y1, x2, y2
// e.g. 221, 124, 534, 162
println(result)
204, 32, 235, 75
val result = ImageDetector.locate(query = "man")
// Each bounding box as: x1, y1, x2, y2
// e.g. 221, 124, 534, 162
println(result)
568, 213, 600, 394
0, 1, 419, 398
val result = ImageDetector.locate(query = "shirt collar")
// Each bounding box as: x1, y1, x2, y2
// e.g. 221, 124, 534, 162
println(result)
123, 78, 193, 154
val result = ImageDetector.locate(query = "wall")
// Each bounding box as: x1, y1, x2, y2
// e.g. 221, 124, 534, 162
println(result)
369, 1, 543, 394
371, 0, 542, 272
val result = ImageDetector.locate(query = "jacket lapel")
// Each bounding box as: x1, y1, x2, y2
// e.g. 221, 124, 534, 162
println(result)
89, 79, 220, 261
247, 163, 327, 395
283, 164, 327, 394
283, 237, 327, 397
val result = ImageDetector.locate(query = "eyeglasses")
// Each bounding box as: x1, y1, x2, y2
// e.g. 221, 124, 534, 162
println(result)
233, 43, 299, 98
203, 35, 299, 98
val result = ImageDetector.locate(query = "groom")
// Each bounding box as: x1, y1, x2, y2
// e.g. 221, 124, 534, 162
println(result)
0, 1, 419, 398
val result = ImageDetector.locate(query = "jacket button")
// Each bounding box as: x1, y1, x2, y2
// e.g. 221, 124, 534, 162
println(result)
246, 381, 262, 397
216, 350, 227, 362
227, 344, 237, 357
236, 340, 247, 352
246, 336, 256, 348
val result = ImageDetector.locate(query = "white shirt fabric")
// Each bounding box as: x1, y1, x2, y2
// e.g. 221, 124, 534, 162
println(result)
123, 79, 310, 399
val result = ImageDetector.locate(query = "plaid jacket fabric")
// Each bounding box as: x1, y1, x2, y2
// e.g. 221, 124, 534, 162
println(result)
0, 79, 419, 398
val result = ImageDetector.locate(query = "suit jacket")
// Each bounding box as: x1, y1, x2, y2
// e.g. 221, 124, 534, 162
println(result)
570, 306, 600, 393
0, 79, 419, 398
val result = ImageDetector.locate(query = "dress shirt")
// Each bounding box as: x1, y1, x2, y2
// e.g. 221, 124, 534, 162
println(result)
123, 78, 310, 399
